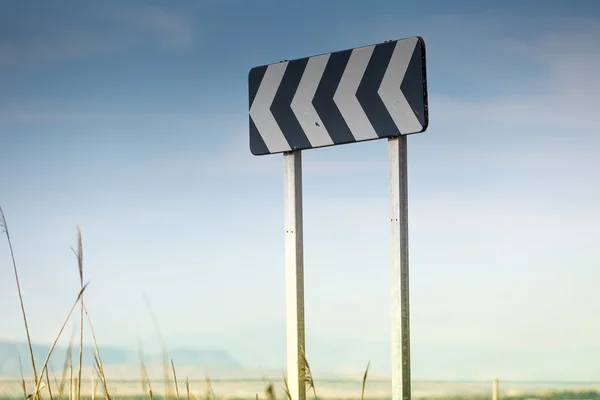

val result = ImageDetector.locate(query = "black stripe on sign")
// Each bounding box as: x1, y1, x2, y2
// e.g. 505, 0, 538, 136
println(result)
356, 41, 400, 138
312, 50, 355, 145
248, 65, 269, 155
400, 38, 427, 131
270, 58, 312, 151
250, 117, 269, 155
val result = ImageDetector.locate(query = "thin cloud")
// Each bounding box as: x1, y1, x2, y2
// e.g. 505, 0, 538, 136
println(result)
0, 30, 128, 67
431, 91, 600, 131
430, 24, 600, 131
0, 106, 209, 125
0, 4, 196, 67
109, 5, 195, 49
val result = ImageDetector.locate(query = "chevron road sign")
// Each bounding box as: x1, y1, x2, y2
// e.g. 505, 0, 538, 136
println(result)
248, 36, 428, 155
248, 36, 429, 400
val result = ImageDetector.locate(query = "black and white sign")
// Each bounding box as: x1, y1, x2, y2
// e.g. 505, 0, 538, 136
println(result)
248, 36, 428, 156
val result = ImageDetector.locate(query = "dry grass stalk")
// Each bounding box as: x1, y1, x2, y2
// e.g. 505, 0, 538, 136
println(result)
142, 361, 153, 396
171, 359, 181, 400
361, 361, 370, 400
71, 227, 85, 400
32, 282, 89, 400
260, 375, 275, 400
27, 382, 47, 400
50, 365, 61, 400
69, 365, 73, 400
92, 373, 98, 400
138, 345, 149, 400
46, 367, 55, 400
205, 377, 216, 400
91, 345, 110, 400
186, 378, 191, 400
92, 371, 99, 400
1, 207, 40, 388
84, 303, 110, 400
264, 381, 275, 400
282, 375, 291, 400
300, 347, 316, 400
137, 340, 156, 400
18, 351, 27, 400
50, 369, 58, 400
143, 294, 172, 400
57, 334, 75, 400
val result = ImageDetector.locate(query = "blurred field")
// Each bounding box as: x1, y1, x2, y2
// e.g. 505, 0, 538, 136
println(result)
1, 377, 600, 400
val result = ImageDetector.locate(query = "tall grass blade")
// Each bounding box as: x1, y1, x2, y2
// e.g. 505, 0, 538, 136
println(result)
205, 377, 215, 400
51, 364, 62, 400
1, 207, 39, 387
143, 294, 172, 400
28, 382, 46, 400
138, 343, 149, 400
92, 352, 110, 400
171, 359, 181, 400
71, 227, 84, 400
18, 350, 27, 400
69, 365, 73, 400
137, 343, 152, 400
32, 282, 89, 400
300, 347, 316, 400
91, 342, 110, 400
282, 375, 291, 400
186, 378, 190, 400
361, 361, 370, 400
83, 304, 109, 400
46, 367, 55, 400
264, 381, 275, 400
58, 334, 75, 400
92, 371, 99, 400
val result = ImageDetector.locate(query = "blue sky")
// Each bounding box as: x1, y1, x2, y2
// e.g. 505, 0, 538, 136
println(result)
1, 0, 600, 381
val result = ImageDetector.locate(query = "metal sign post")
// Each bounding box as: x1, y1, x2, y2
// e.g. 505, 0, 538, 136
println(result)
283, 150, 306, 400
248, 36, 428, 400
389, 135, 411, 400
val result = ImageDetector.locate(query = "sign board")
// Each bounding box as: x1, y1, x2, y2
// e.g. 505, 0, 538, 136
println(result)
249, 36, 428, 155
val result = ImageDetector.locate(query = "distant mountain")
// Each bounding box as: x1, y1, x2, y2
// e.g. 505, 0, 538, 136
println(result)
159, 322, 390, 376
159, 322, 600, 381
0, 340, 240, 378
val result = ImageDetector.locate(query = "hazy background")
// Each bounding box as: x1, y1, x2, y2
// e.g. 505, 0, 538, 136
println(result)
1, 0, 599, 381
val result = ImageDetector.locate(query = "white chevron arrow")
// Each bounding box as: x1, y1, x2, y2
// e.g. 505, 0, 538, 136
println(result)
378, 37, 422, 134
250, 62, 292, 153
333, 45, 379, 141
290, 54, 334, 148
